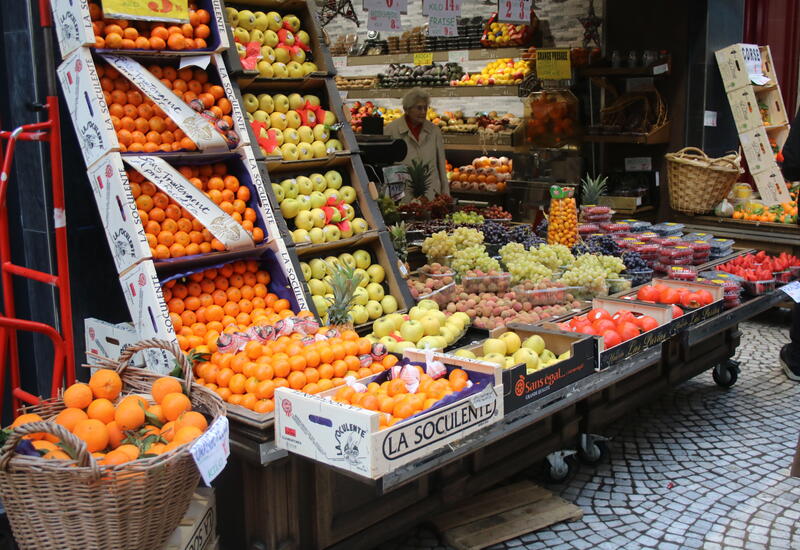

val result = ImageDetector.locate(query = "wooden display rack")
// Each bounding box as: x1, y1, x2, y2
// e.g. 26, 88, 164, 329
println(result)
715, 44, 792, 204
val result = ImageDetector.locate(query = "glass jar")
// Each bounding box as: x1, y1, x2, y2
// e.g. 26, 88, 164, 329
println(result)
524, 88, 581, 148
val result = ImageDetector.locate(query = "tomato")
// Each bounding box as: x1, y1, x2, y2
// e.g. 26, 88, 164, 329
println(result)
577, 325, 597, 336
680, 292, 702, 309
637, 315, 659, 332
636, 286, 659, 302
601, 329, 622, 348
592, 319, 616, 333
617, 321, 640, 342
658, 288, 680, 304
612, 310, 635, 324
587, 308, 612, 322
695, 290, 714, 306
672, 305, 684, 318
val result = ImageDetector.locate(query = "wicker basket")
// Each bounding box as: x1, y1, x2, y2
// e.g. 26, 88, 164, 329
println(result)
666, 147, 742, 214
0, 339, 225, 550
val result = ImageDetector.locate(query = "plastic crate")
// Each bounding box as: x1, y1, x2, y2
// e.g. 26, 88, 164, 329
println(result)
462, 272, 512, 293
418, 281, 457, 307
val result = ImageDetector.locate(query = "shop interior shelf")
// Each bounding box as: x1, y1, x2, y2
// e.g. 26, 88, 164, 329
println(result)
583, 122, 671, 144
344, 86, 521, 99
579, 60, 671, 78
341, 46, 527, 67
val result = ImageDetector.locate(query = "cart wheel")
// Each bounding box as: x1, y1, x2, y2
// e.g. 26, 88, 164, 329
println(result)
578, 436, 609, 465
712, 362, 738, 388
543, 451, 576, 483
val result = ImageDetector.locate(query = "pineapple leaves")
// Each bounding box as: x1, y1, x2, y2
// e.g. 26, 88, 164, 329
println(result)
580, 172, 608, 205
405, 159, 432, 198
326, 262, 360, 326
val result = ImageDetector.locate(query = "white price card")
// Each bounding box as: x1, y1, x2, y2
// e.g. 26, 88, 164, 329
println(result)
624, 157, 652, 172
368, 8, 402, 31
364, 0, 403, 11
470, 387, 496, 411
448, 50, 468, 64
781, 281, 800, 302
190, 416, 230, 485
497, 0, 531, 24
332, 56, 347, 70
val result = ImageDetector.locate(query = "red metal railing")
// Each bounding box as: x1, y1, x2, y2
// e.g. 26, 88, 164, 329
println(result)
0, 93, 75, 411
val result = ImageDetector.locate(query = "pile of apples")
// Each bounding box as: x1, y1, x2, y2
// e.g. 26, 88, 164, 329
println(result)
447, 288, 580, 330
480, 21, 532, 47
225, 8, 319, 78
273, 170, 370, 245
635, 283, 715, 310
452, 59, 530, 87
557, 307, 661, 348
448, 156, 512, 192
348, 101, 381, 133
299, 252, 399, 324
719, 251, 800, 281
241, 92, 341, 160
369, 300, 470, 353
453, 332, 569, 373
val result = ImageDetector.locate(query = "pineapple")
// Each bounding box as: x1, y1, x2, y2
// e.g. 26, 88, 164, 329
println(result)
580, 172, 608, 206
326, 262, 361, 328
405, 159, 432, 198
389, 222, 409, 268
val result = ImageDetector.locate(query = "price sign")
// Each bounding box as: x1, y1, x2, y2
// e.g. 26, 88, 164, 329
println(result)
497, 0, 531, 24
426, 0, 461, 15
368, 8, 402, 31
536, 49, 572, 80
427, 0, 460, 36
102, 0, 189, 23
190, 416, 230, 485
781, 281, 800, 302
363, 0, 404, 10
332, 56, 347, 70
413, 52, 433, 65
448, 50, 468, 63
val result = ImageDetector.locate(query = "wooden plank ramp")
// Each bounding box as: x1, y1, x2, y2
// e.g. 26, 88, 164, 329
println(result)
432, 480, 583, 550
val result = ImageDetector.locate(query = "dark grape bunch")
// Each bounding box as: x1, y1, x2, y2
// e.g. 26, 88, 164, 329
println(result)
584, 235, 622, 256
482, 221, 510, 245
622, 251, 648, 271
571, 242, 590, 256
535, 218, 548, 237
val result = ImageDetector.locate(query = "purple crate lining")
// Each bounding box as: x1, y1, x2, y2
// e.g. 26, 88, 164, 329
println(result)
160, 246, 299, 311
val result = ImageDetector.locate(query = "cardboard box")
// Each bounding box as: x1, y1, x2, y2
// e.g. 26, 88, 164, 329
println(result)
161, 488, 216, 550
756, 87, 789, 127
751, 164, 791, 205
419, 325, 597, 414
715, 43, 769, 92
86, 150, 276, 274
119, 242, 312, 371
295, 231, 414, 322
275, 355, 503, 479
739, 126, 774, 175
51, 0, 229, 59
58, 49, 249, 169
266, 154, 387, 245
598, 195, 642, 213
221, 0, 335, 78
726, 87, 763, 134
615, 279, 725, 336
84, 317, 144, 367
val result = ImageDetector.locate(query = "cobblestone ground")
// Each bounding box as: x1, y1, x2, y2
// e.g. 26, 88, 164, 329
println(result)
385, 315, 800, 550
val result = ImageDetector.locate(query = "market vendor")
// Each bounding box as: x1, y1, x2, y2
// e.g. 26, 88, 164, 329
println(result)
780, 110, 800, 381
384, 88, 449, 200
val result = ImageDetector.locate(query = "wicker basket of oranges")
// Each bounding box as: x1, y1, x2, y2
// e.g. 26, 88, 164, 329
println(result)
0, 339, 225, 550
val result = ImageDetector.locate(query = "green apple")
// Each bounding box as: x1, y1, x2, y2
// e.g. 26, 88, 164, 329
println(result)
282, 14, 301, 32
265, 11, 282, 31
408, 306, 426, 321
299, 261, 311, 280
385, 313, 405, 330
417, 299, 439, 311
297, 143, 314, 160
291, 48, 306, 64
353, 249, 371, 269
540, 349, 556, 365
400, 320, 424, 343
326, 139, 343, 152
280, 198, 300, 218
296, 30, 311, 46
522, 335, 546, 355
352, 286, 369, 306
354, 268, 369, 287
308, 227, 324, 244
366, 282, 385, 302
225, 7, 239, 25
312, 124, 329, 142
482, 353, 506, 367
365, 300, 383, 320
351, 218, 368, 235
339, 186, 356, 204
286, 61, 305, 78
249, 28, 264, 43
323, 188, 340, 202
308, 208, 325, 228
499, 332, 521, 354
271, 183, 284, 202
285, 112, 302, 130
294, 210, 314, 231
310, 141, 328, 158
558, 350, 571, 361
323, 111, 338, 125
298, 126, 314, 144
252, 110, 270, 123
304, 94, 321, 107
309, 258, 327, 279
483, 338, 507, 356
351, 304, 369, 325
366, 264, 385, 284
417, 335, 441, 350
302, 61, 318, 74
394, 341, 416, 354
380, 295, 398, 314
311, 295, 328, 316
295, 194, 311, 211
324, 170, 343, 189
373, 316, 395, 338
242, 93, 259, 113
309, 191, 326, 209
291, 228, 310, 243
451, 312, 470, 325
342, 204, 355, 221
279, 178, 298, 199
263, 29, 279, 47
271, 62, 288, 78
260, 45, 276, 63
295, 175, 313, 194
269, 112, 287, 130
307, 278, 326, 296
513, 348, 539, 371
439, 325, 456, 344
338, 253, 356, 268
454, 349, 476, 359
339, 222, 353, 239
233, 28, 251, 45
309, 173, 327, 192
256, 60, 274, 78
420, 316, 441, 336
288, 93, 305, 111
322, 224, 340, 242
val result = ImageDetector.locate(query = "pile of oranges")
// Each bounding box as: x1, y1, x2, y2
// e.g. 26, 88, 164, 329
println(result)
8, 371, 208, 465
332, 366, 470, 430
163, 260, 301, 351
98, 63, 234, 153
194, 327, 397, 414
90, 2, 213, 51
131, 162, 265, 260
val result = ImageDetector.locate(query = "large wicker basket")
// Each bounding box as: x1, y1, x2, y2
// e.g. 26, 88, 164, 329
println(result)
0, 340, 225, 550
666, 147, 742, 214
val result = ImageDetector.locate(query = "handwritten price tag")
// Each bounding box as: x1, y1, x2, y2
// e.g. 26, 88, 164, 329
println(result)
781, 281, 800, 302
102, 0, 189, 23
368, 8, 402, 31
414, 52, 433, 65
190, 416, 230, 485
536, 49, 571, 80
496, 0, 531, 24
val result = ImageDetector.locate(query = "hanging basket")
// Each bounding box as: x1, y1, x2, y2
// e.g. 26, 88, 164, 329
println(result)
0, 339, 225, 550
665, 147, 742, 214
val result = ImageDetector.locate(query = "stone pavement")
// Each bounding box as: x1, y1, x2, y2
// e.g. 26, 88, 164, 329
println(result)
385, 314, 800, 549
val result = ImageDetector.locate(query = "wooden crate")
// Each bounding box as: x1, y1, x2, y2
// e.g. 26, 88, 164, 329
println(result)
221, 0, 335, 78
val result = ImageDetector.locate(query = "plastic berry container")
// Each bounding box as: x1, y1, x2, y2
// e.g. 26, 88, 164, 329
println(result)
418, 265, 457, 283
418, 281, 457, 308
689, 241, 711, 254
462, 272, 512, 293
684, 232, 714, 242
774, 270, 792, 284
653, 222, 686, 235
632, 242, 659, 255
667, 266, 698, 281
581, 205, 612, 216
599, 222, 630, 233
582, 213, 614, 223
512, 284, 583, 306
791, 265, 800, 279
724, 295, 742, 308
659, 246, 693, 260
620, 219, 652, 232
578, 223, 600, 234
637, 232, 659, 242
653, 262, 668, 273
742, 279, 776, 295
606, 278, 633, 294
709, 238, 735, 252
622, 268, 654, 286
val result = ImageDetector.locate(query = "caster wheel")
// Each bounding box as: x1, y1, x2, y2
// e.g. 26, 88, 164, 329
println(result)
713, 363, 738, 388
578, 439, 609, 465
543, 452, 576, 483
